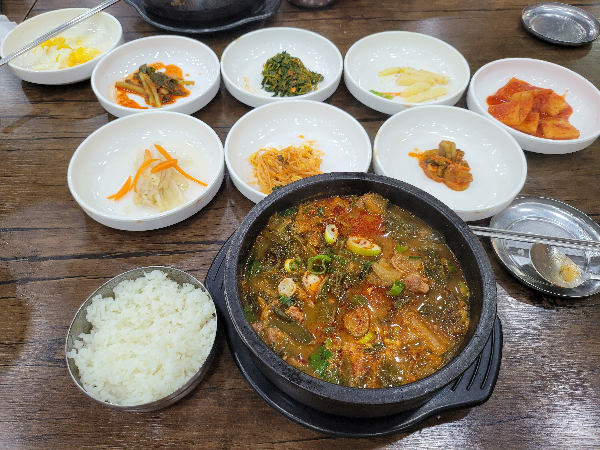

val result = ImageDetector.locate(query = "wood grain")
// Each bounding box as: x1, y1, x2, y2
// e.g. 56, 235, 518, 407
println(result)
1, 0, 599, 448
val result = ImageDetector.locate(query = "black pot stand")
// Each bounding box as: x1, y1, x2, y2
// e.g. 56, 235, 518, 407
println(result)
123, 0, 282, 34
205, 236, 503, 438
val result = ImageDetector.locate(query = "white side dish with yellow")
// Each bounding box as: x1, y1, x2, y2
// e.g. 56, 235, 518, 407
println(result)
17, 27, 109, 71
1, 8, 123, 84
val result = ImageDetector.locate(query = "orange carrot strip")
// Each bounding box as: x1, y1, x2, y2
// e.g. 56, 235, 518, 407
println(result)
107, 176, 133, 200
151, 159, 178, 173
132, 158, 158, 192
153, 143, 206, 186
154, 144, 173, 160
145, 148, 152, 160
174, 164, 207, 187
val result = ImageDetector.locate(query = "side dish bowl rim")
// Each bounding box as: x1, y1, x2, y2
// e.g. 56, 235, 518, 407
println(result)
0, 8, 123, 83
343, 30, 471, 113
220, 26, 343, 105
224, 99, 373, 203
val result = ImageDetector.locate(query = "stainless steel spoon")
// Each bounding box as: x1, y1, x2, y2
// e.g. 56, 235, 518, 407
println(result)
0, 0, 120, 68
529, 243, 600, 288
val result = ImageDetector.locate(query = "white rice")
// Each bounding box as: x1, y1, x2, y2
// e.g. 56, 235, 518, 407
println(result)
67, 270, 217, 406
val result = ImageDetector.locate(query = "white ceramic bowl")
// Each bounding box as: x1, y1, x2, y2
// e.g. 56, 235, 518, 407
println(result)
373, 105, 527, 222
221, 27, 343, 108
91, 35, 220, 117
344, 31, 470, 115
1, 8, 123, 85
68, 111, 224, 231
225, 100, 372, 203
467, 58, 600, 154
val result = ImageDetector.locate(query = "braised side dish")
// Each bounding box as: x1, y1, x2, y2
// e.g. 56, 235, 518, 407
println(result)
487, 77, 579, 140
241, 193, 470, 388
409, 140, 473, 191
115, 63, 194, 109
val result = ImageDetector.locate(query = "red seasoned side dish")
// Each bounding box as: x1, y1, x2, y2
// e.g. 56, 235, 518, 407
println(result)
487, 77, 579, 140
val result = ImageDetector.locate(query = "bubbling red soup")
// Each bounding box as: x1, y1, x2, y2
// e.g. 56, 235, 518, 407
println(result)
241, 193, 470, 388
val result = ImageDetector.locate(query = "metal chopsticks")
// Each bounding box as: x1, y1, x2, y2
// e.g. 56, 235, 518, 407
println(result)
469, 225, 600, 252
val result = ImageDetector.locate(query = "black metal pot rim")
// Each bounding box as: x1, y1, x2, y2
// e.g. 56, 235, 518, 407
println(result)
224, 172, 497, 405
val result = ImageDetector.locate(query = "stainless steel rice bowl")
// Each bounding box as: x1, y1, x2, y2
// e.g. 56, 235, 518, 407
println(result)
66, 266, 218, 411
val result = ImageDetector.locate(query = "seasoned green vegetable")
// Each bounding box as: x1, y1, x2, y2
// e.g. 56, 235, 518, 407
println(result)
261, 51, 324, 97
270, 318, 313, 344
352, 294, 368, 306
279, 206, 298, 217
278, 294, 294, 307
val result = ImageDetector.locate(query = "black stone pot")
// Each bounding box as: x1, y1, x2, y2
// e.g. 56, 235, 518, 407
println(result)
224, 172, 497, 418
139, 0, 262, 22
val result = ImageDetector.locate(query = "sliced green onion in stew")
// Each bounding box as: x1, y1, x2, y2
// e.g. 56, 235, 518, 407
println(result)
284, 258, 301, 273
396, 244, 409, 253
347, 236, 382, 256
324, 224, 339, 245
308, 255, 332, 274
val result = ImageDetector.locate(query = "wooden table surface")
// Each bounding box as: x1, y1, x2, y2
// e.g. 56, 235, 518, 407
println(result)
1, 0, 599, 448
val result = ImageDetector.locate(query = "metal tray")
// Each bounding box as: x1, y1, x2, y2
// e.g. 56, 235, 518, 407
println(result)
522, 2, 600, 46
205, 235, 502, 437
490, 196, 600, 297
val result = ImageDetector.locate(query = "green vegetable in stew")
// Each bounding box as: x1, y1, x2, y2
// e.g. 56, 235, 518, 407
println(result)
387, 280, 405, 296
309, 345, 333, 377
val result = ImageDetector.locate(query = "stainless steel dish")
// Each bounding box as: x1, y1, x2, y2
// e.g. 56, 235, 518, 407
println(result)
489, 196, 600, 297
